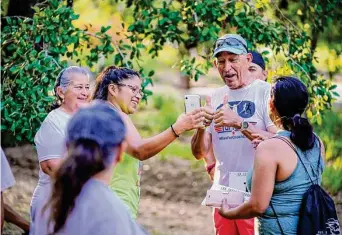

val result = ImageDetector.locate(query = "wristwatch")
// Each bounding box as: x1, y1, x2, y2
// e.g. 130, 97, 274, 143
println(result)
239, 120, 249, 130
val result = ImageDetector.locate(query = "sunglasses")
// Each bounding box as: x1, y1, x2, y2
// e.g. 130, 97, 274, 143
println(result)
215, 38, 248, 51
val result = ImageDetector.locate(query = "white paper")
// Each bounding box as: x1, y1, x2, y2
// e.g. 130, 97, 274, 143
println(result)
229, 172, 247, 192
202, 184, 251, 208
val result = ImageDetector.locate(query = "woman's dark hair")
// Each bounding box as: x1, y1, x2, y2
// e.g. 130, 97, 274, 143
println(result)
91, 65, 140, 100
51, 66, 90, 111
272, 76, 315, 151
44, 139, 115, 234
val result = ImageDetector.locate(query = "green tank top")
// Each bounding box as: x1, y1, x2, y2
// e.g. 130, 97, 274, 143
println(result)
109, 153, 141, 219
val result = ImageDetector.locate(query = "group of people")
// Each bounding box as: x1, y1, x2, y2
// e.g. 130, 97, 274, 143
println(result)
1, 33, 325, 235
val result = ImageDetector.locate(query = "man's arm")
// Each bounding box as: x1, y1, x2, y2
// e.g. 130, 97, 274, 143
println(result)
204, 144, 216, 181
191, 129, 212, 160
240, 124, 277, 141
191, 129, 216, 180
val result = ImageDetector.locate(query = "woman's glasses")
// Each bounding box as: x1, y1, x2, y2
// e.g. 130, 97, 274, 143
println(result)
117, 83, 143, 96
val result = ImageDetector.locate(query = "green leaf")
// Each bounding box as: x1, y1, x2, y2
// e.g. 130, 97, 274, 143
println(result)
35, 35, 41, 43
332, 91, 340, 97
148, 70, 155, 77
329, 84, 337, 90
100, 26, 111, 33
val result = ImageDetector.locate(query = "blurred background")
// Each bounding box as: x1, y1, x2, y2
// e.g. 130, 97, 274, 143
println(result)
1, 0, 341, 234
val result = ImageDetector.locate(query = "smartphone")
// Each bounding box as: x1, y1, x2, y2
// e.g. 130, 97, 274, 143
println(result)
184, 94, 201, 114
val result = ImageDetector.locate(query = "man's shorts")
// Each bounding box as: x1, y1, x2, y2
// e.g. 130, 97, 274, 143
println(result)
213, 208, 254, 235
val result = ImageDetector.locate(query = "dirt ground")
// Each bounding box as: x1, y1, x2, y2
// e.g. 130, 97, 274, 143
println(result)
2, 145, 341, 235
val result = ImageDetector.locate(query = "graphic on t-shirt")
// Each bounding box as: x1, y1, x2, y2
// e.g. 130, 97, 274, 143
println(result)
215, 126, 236, 134
216, 101, 255, 119
215, 101, 256, 134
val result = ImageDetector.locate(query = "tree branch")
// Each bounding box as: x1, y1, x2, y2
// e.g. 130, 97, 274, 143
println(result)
85, 32, 129, 68
285, 25, 311, 81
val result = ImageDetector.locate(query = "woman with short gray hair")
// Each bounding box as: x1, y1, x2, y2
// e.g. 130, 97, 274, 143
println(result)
30, 66, 91, 221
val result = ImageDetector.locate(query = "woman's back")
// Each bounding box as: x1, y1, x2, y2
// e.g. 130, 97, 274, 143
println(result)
32, 178, 147, 235
250, 130, 324, 235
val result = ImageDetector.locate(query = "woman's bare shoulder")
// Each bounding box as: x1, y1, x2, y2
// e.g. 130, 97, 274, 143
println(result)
256, 137, 292, 157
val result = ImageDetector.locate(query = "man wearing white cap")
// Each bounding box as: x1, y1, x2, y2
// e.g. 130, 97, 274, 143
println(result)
191, 34, 277, 235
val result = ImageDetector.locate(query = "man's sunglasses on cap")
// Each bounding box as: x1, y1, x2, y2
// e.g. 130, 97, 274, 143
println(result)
215, 38, 248, 51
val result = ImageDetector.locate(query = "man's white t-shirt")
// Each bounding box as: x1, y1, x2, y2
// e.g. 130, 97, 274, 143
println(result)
31, 108, 71, 212
208, 79, 274, 188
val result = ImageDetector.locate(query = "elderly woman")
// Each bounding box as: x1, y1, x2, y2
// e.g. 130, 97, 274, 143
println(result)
91, 66, 209, 219
31, 102, 147, 235
30, 66, 91, 219
218, 76, 325, 235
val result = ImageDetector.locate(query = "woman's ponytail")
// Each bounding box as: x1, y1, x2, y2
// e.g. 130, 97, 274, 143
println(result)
45, 139, 106, 234
283, 114, 315, 151
90, 65, 140, 101
91, 65, 118, 101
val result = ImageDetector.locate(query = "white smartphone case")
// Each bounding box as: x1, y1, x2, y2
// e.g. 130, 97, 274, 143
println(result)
184, 94, 201, 113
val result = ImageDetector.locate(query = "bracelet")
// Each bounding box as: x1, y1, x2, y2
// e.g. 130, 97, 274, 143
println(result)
170, 125, 179, 138
206, 162, 216, 174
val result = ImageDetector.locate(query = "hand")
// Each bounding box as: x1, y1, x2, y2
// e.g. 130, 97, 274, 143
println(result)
201, 96, 214, 127
173, 108, 205, 134
218, 198, 233, 218
251, 133, 267, 149
213, 95, 242, 129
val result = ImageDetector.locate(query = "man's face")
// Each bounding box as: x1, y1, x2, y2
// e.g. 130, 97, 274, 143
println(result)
214, 51, 252, 89
248, 63, 267, 81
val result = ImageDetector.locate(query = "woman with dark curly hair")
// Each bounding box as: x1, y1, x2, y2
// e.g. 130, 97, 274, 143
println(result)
91, 66, 208, 219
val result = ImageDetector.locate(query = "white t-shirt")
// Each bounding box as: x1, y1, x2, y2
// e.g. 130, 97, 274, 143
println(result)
1, 147, 15, 192
208, 79, 274, 187
31, 108, 71, 210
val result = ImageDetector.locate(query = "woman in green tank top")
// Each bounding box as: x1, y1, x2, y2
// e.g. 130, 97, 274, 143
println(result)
91, 66, 211, 219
